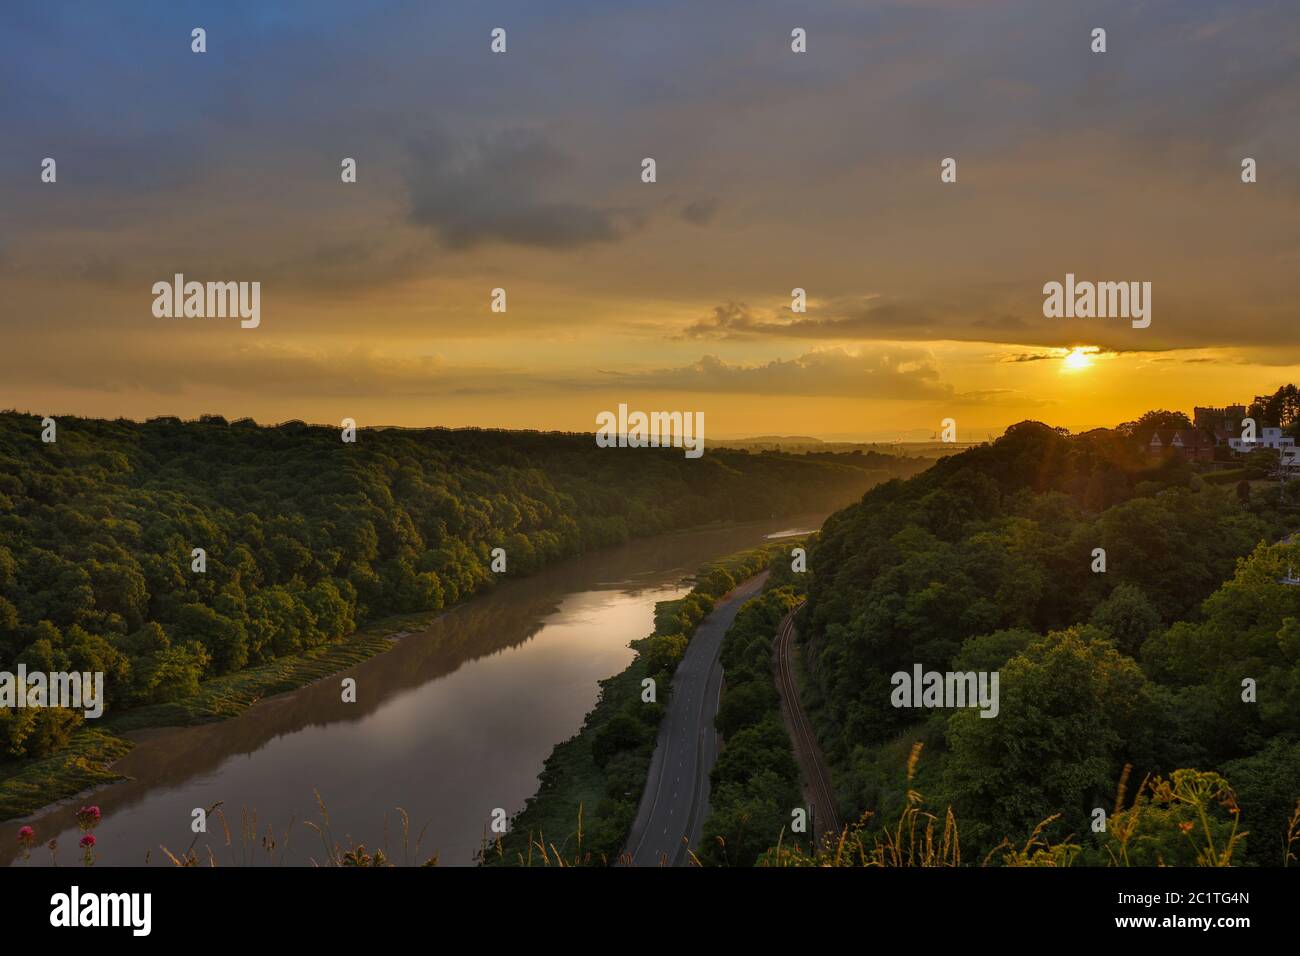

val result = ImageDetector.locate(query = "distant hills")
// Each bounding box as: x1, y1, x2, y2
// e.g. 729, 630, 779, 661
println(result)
710, 435, 977, 458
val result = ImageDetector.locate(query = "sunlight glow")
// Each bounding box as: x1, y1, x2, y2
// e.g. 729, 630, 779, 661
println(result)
1063, 347, 1096, 371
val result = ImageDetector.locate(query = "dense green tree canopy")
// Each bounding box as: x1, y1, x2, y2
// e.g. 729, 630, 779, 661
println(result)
0, 411, 918, 761
794, 419, 1300, 861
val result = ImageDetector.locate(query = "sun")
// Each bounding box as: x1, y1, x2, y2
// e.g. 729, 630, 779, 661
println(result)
1063, 346, 1095, 371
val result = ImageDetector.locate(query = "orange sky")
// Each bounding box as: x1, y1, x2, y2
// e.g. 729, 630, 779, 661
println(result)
3, 2, 1298, 440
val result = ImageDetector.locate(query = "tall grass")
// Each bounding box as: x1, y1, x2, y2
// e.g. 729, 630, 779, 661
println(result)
759, 742, 986, 867
1095, 766, 1247, 867
158, 791, 439, 867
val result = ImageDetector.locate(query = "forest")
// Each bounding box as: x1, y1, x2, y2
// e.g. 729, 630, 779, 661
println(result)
699, 582, 803, 866
796, 416, 1300, 865
0, 410, 922, 786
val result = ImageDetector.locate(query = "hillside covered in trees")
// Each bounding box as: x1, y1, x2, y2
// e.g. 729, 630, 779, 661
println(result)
0, 411, 924, 778
798, 420, 1300, 865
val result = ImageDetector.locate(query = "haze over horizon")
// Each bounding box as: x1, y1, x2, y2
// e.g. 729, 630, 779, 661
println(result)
3, 0, 1298, 441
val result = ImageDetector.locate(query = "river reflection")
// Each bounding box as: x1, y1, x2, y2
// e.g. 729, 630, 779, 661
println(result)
2, 517, 821, 867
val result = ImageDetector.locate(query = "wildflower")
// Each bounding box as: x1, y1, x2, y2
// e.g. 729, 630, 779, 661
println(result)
79, 833, 96, 867
16, 825, 35, 863
75, 805, 102, 831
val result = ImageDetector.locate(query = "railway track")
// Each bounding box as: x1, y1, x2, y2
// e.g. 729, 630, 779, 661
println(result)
775, 606, 842, 839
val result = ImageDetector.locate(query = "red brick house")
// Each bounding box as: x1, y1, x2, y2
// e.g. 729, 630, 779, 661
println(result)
1147, 428, 1216, 462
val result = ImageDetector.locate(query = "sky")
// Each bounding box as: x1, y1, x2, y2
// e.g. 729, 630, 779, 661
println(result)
2, 0, 1299, 441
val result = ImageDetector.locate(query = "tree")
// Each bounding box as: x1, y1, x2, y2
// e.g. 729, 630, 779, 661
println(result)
1117, 409, 1193, 442
1243, 447, 1278, 479
641, 632, 688, 676
133, 643, 208, 704
1248, 384, 1300, 430
176, 602, 247, 674
944, 626, 1156, 852
1223, 740, 1300, 866
700, 716, 802, 865
952, 628, 1037, 672
700, 769, 801, 866
0, 707, 81, 759
1089, 583, 1161, 656
591, 712, 647, 768
715, 681, 778, 738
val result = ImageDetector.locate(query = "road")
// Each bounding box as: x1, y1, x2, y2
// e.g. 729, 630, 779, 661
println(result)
624, 571, 770, 866
775, 606, 842, 841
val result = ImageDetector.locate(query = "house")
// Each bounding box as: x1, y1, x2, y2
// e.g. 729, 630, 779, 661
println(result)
1228, 426, 1296, 455
1148, 428, 1216, 462
1282, 446, 1300, 477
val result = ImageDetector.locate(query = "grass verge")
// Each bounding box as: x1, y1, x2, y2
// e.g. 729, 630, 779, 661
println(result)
483, 541, 796, 866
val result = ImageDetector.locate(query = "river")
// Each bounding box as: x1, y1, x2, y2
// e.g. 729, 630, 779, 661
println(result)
2, 516, 822, 867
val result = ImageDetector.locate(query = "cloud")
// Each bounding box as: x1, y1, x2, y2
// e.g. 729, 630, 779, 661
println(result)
4, 0, 1300, 433
681, 302, 766, 338
997, 346, 1127, 364
0, 337, 530, 400
681, 199, 721, 226
681, 297, 962, 343
1000, 351, 1061, 364
404, 129, 643, 250
0, 337, 963, 405
607, 348, 955, 400
677, 287, 1300, 360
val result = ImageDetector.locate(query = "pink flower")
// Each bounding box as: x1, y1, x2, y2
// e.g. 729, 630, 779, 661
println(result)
77, 831, 97, 867
75, 805, 102, 831
16, 826, 36, 863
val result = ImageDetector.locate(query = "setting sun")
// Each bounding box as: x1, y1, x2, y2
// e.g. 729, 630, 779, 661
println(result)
1063, 347, 1095, 371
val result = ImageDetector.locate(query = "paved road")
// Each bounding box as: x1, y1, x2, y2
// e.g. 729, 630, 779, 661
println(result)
625, 571, 770, 866
775, 606, 842, 841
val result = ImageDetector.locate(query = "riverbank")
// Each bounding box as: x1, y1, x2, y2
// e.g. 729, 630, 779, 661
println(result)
0, 517, 823, 824
0, 611, 445, 821
483, 539, 802, 866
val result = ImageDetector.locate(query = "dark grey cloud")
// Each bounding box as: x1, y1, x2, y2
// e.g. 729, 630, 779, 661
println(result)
1001, 352, 1060, 364
681, 198, 721, 226
404, 128, 644, 250
680, 298, 951, 342
679, 285, 1300, 359
3, 0, 1300, 395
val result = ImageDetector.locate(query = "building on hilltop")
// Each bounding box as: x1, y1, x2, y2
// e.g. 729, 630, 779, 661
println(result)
1194, 405, 1247, 434
1228, 426, 1296, 455
1148, 428, 1216, 462
1282, 446, 1300, 477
